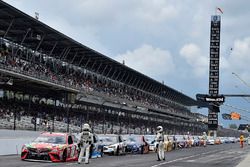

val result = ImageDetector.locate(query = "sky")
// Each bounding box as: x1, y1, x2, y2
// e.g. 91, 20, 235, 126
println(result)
3, 0, 250, 128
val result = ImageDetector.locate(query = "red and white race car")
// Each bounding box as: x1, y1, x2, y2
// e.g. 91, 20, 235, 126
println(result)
21, 132, 79, 162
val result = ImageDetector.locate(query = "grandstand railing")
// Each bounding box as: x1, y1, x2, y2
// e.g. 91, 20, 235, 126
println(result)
0, 63, 194, 121
0, 63, 78, 92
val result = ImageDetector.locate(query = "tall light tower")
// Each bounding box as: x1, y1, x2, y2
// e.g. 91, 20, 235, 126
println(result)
208, 14, 222, 137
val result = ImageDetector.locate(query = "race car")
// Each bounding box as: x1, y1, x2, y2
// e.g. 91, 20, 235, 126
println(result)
21, 132, 79, 162
123, 135, 149, 154
144, 135, 156, 151
75, 133, 103, 159
99, 134, 126, 155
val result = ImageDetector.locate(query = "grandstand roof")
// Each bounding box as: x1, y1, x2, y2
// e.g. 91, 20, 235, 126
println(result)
0, 0, 197, 106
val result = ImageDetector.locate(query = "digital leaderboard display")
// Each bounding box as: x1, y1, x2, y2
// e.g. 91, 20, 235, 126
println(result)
208, 15, 221, 130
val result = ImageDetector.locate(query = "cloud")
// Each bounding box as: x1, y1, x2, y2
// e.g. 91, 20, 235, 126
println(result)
227, 37, 250, 83
133, 0, 179, 23
180, 43, 208, 77
115, 44, 175, 79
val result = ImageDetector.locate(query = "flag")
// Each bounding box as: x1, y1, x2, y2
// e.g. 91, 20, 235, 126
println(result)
217, 7, 223, 14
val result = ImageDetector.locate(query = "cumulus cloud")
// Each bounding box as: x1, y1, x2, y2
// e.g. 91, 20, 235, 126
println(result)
227, 37, 250, 83
115, 44, 175, 79
180, 43, 208, 77
133, 0, 179, 23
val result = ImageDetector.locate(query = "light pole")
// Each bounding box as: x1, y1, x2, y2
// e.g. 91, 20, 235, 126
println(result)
234, 85, 250, 103
232, 72, 250, 88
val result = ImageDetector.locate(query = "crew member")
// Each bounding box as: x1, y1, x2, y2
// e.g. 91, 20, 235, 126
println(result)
173, 135, 177, 150
202, 132, 207, 147
156, 126, 165, 161
240, 134, 244, 148
78, 123, 93, 164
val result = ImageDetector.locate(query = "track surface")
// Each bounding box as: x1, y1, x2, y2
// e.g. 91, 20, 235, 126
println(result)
1, 143, 249, 167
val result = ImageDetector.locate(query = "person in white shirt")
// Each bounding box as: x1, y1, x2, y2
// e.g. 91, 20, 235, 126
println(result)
156, 126, 165, 161
78, 123, 93, 164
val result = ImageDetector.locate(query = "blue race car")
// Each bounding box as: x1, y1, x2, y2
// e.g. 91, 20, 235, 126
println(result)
123, 135, 149, 154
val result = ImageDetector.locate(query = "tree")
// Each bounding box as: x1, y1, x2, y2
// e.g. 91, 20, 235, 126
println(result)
229, 124, 238, 129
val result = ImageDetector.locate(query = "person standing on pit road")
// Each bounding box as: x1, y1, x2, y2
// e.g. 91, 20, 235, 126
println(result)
172, 135, 177, 150
202, 132, 207, 147
156, 126, 165, 161
240, 134, 244, 148
78, 123, 94, 164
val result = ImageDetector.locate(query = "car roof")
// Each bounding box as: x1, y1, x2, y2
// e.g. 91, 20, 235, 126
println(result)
123, 134, 143, 137
98, 134, 119, 137
41, 132, 68, 136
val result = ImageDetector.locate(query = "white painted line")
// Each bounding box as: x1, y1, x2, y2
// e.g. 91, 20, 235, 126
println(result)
151, 149, 224, 167
186, 159, 195, 162
151, 154, 198, 167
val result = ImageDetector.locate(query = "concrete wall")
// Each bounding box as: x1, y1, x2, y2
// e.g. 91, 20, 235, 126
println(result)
0, 129, 40, 155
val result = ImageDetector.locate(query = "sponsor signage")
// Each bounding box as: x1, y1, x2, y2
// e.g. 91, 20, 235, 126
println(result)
222, 113, 232, 120
208, 112, 218, 130
205, 96, 224, 103
238, 124, 249, 131
196, 94, 225, 103
230, 112, 241, 120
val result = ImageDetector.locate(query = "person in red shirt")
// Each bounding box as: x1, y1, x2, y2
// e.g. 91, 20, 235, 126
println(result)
240, 134, 244, 148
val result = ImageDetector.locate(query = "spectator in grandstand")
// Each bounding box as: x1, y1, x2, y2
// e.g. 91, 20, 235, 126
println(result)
0, 44, 9, 63
0, 43, 8, 57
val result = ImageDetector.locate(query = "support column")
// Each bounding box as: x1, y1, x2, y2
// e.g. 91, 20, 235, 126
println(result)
65, 93, 70, 133
52, 99, 56, 132
102, 108, 106, 134
13, 92, 16, 130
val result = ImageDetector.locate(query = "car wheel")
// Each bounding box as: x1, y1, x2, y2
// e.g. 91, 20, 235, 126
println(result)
141, 146, 144, 154
62, 149, 67, 162
123, 147, 126, 155
116, 147, 120, 156
146, 145, 149, 153
101, 148, 104, 157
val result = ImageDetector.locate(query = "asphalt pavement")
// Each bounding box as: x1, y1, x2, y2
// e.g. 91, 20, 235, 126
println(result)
0, 143, 249, 167
237, 149, 250, 167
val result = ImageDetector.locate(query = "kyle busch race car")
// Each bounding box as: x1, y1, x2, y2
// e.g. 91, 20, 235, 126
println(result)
21, 132, 79, 162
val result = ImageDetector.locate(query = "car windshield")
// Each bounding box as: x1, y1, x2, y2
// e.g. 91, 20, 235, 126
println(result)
193, 136, 199, 140
144, 135, 155, 143
99, 136, 117, 144
175, 136, 185, 141
124, 136, 141, 143
33, 135, 66, 144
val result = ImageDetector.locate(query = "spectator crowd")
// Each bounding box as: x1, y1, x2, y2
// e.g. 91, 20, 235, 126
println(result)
0, 38, 205, 135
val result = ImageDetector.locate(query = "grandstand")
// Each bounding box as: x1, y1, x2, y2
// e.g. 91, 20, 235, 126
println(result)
0, 0, 207, 135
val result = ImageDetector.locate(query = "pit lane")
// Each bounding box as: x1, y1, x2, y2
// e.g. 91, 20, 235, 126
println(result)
1, 143, 249, 167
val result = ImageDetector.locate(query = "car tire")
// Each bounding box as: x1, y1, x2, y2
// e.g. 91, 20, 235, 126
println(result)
101, 148, 104, 157
141, 146, 144, 154
122, 146, 126, 155
62, 149, 67, 162
146, 145, 149, 153
116, 146, 120, 156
